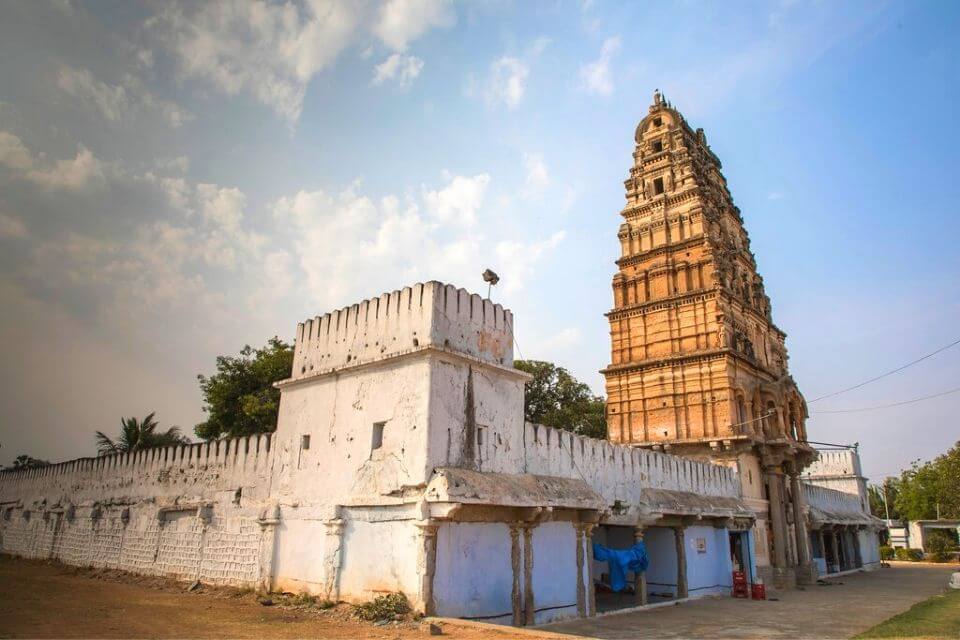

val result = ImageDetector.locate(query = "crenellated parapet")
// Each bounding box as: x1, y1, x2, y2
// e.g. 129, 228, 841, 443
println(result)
519, 422, 742, 501
290, 281, 514, 381
0, 434, 273, 507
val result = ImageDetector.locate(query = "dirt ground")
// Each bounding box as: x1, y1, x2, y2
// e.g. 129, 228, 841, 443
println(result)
0, 556, 560, 640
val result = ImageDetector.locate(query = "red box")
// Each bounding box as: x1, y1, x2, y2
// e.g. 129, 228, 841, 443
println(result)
751, 583, 766, 600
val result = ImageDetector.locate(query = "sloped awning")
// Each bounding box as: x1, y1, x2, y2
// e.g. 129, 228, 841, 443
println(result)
808, 504, 885, 528
425, 467, 605, 511
640, 488, 754, 520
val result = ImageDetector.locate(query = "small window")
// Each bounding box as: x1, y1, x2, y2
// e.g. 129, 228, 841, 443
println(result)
652, 140, 663, 153
372, 422, 386, 451
477, 426, 486, 446
300, 435, 311, 450
653, 117, 662, 127
653, 177, 664, 195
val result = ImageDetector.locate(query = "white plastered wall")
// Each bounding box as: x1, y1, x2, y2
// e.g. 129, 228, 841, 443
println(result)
433, 522, 515, 622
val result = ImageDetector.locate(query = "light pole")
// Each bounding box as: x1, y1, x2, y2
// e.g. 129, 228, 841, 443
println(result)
482, 268, 499, 300
880, 480, 891, 522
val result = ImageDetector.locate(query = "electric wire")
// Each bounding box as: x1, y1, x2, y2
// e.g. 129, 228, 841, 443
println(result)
809, 337, 960, 403
811, 385, 960, 414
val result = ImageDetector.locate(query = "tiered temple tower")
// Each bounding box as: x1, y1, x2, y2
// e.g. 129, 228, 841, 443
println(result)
602, 91, 817, 587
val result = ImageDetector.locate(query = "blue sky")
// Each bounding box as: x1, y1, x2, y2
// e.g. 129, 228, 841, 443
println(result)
0, 0, 958, 481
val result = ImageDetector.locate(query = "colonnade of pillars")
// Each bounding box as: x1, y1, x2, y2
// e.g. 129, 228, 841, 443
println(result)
416, 518, 709, 626
816, 525, 864, 573
764, 462, 813, 578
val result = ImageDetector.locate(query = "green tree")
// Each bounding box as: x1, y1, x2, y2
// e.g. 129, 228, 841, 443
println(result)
11, 454, 50, 469
932, 440, 960, 518
514, 359, 607, 439
195, 337, 294, 440
95, 412, 188, 455
868, 478, 900, 520
893, 441, 960, 521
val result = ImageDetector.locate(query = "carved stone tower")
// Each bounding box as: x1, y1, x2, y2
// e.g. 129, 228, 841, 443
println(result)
602, 91, 817, 588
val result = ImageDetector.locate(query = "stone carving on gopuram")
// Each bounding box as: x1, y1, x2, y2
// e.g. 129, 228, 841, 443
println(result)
602, 90, 817, 588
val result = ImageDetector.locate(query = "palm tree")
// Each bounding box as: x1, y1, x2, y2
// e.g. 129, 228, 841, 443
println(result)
95, 412, 189, 455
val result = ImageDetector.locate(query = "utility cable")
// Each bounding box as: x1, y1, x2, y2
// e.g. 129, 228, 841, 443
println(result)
811, 385, 960, 414
808, 337, 960, 403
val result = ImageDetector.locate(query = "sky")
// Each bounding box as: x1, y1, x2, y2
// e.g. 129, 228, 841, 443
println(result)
0, 0, 958, 482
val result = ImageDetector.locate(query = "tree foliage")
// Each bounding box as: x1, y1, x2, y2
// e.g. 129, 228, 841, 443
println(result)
514, 359, 606, 439
95, 412, 188, 455
892, 441, 960, 521
195, 338, 294, 440
11, 454, 50, 469
868, 479, 901, 520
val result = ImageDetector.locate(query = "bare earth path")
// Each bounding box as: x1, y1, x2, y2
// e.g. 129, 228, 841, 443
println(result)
0, 556, 557, 640
542, 563, 958, 639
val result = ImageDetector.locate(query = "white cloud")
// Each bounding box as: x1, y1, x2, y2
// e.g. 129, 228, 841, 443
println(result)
0, 132, 104, 190
529, 36, 551, 57
0, 213, 28, 239
423, 173, 490, 225
374, 0, 454, 51
29, 146, 104, 190
150, 0, 453, 123
150, 0, 361, 122
0, 132, 34, 171
579, 36, 621, 96
57, 67, 127, 122
372, 53, 424, 87
197, 183, 245, 231
522, 153, 550, 198
57, 66, 192, 128
485, 57, 529, 109
270, 172, 563, 310
768, 191, 784, 201
539, 327, 582, 351
495, 231, 565, 294
155, 156, 190, 174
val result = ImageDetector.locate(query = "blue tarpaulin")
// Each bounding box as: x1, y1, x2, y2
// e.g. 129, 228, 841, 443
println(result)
593, 542, 649, 592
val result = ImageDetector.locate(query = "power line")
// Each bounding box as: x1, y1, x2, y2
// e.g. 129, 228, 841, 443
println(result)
809, 337, 960, 403
803, 440, 857, 449
812, 385, 960, 414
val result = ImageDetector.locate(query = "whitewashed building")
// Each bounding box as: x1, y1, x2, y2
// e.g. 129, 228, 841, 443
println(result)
801, 450, 885, 575
0, 282, 880, 625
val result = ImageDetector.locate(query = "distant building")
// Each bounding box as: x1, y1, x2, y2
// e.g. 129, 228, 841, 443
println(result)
887, 519, 960, 551
801, 450, 884, 574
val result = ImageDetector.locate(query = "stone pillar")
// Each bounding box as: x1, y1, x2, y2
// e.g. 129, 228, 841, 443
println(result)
575, 524, 587, 617
764, 468, 789, 569
673, 525, 688, 599
818, 529, 827, 564
322, 518, 345, 601
789, 470, 814, 583
257, 505, 281, 594
842, 529, 852, 570
585, 524, 597, 616
509, 523, 523, 625
415, 520, 439, 616
634, 526, 648, 606
832, 529, 842, 571
852, 527, 863, 568
523, 524, 536, 626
